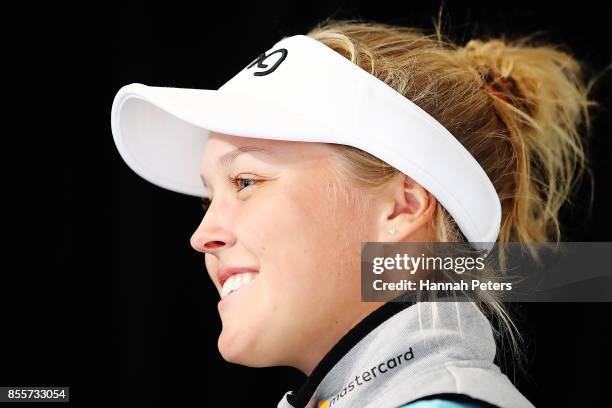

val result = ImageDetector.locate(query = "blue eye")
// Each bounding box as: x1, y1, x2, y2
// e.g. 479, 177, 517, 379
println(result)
228, 175, 259, 192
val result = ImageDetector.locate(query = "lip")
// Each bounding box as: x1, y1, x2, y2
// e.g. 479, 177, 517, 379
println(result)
217, 266, 259, 287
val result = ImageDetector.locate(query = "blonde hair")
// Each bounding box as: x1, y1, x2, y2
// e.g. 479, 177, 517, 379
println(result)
305, 16, 610, 375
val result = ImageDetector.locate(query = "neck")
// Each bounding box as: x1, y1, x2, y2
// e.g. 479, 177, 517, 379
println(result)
286, 298, 419, 408
292, 301, 387, 376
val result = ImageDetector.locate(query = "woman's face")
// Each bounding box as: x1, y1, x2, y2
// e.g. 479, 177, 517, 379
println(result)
190, 131, 384, 374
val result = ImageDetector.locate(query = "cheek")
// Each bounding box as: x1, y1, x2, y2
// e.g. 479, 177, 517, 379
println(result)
260, 180, 363, 301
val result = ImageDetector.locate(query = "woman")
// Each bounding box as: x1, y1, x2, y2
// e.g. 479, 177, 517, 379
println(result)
110, 18, 597, 407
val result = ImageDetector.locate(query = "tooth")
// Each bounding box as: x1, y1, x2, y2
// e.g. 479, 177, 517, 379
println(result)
221, 278, 231, 297
242, 273, 255, 285
231, 275, 241, 292
222, 275, 237, 297
220, 272, 258, 298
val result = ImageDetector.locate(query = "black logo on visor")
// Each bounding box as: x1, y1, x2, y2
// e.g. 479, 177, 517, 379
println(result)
246, 48, 288, 76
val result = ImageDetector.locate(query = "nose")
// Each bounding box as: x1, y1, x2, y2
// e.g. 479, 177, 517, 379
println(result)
190, 202, 236, 255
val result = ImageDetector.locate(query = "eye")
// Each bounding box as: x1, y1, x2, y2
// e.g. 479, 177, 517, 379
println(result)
228, 174, 259, 192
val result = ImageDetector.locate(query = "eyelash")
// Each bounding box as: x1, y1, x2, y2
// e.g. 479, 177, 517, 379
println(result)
227, 174, 259, 192
200, 175, 259, 211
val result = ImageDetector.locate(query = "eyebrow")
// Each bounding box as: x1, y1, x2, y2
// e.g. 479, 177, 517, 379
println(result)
200, 145, 273, 189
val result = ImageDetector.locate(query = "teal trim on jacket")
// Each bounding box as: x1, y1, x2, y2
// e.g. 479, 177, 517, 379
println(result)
399, 398, 482, 407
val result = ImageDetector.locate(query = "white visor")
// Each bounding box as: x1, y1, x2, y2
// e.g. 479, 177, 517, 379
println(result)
110, 34, 501, 252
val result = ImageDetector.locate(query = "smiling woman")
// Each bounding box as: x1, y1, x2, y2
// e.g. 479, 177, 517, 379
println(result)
192, 131, 380, 374
109, 15, 603, 408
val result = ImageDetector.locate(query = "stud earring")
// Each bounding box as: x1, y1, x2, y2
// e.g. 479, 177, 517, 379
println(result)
389, 228, 397, 235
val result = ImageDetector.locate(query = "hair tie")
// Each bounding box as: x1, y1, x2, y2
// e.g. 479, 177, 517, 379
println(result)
480, 74, 511, 102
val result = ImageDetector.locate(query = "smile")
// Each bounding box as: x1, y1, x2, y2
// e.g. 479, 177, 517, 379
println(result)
221, 272, 258, 298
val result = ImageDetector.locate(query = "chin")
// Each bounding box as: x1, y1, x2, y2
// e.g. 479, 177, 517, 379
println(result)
217, 327, 279, 368
218, 325, 256, 365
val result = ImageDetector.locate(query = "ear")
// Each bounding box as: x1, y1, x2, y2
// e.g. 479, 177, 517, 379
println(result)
374, 174, 436, 242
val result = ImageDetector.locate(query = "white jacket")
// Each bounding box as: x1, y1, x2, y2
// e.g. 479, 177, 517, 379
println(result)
277, 300, 534, 408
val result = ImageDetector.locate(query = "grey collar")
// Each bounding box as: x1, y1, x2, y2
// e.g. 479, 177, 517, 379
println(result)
278, 299, 533, 408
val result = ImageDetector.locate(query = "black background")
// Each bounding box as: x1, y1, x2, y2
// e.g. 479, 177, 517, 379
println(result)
6, 0, 611, 406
